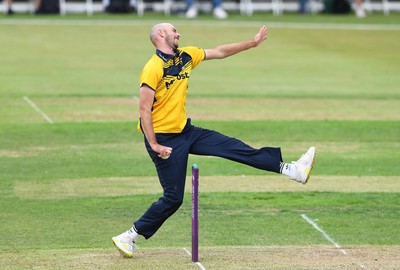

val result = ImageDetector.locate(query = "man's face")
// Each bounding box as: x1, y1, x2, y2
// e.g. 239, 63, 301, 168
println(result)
164, 25, 180, 50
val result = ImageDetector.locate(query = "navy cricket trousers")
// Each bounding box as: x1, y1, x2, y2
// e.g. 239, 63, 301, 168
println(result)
134, 119, 282, 239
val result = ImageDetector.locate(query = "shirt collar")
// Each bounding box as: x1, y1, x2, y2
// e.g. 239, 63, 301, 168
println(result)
156, 49, 179, 62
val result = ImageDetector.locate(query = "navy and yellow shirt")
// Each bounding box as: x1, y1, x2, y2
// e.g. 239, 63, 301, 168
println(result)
138, 46, 205, 133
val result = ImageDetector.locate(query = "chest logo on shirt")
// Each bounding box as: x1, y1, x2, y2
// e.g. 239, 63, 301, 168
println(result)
165, 72, 190, 90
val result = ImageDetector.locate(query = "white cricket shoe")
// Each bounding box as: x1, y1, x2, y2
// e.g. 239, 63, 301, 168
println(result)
213, 7, 228, 19
185, 6, 198, 18
112, 232, 138, 258
290, 146, 316, 184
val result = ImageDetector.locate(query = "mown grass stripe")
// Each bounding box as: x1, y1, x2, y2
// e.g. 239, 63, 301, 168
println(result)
1, 19, 400, 31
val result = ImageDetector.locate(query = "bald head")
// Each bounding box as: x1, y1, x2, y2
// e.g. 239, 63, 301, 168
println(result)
150, 23, 172, 46
149, 23, 180, 53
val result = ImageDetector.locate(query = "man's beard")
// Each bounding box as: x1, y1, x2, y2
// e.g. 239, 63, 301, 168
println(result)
166, 36, 179, 50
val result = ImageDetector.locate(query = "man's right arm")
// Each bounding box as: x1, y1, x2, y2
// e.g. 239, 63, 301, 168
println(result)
139, 85, 173, 158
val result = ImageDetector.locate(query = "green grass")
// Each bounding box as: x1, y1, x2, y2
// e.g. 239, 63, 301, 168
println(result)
0, 12, 399, 269
0, 120, 398, 181
1, 192, 398, 250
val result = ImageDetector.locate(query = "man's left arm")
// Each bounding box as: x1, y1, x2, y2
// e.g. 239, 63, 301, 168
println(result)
204, 26, 268, 60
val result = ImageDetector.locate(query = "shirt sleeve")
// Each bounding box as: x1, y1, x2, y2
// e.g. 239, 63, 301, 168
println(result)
139, 56, 163, 90
181, 46, 205, 70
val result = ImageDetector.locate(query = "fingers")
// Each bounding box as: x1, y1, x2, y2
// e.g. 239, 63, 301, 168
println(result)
252, 25, 268, 47
158, 146, 173, 159
260, 25, 268, 39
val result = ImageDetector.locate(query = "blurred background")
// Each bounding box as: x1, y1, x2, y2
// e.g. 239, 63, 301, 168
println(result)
1, 0, 399, 18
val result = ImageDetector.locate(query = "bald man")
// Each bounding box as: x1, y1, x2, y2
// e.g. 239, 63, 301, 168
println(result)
112, 23, 316, 258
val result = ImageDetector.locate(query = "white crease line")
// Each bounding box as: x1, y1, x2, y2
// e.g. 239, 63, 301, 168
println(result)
23, 96, 54, 124
195, 261, 207, 270
301, 214, 367, 269
183, 248, 207, 270
183, 247, 192, 257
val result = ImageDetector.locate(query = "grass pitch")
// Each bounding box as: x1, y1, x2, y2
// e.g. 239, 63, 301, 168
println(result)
1, 13, 399, 270
1, 246, 400, 270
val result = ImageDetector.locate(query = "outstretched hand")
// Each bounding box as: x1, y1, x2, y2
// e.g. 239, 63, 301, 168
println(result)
252, 25, 268, 47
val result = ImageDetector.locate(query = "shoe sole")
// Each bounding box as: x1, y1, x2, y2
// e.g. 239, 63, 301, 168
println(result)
112, 238, 133, 258
303, 148, 316, 185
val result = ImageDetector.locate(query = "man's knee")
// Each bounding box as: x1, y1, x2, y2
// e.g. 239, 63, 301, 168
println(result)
165, 197, 183, 212
159, 194, 183, 216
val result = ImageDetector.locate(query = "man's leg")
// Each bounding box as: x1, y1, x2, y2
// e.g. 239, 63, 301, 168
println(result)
112, 133, 190, 257
188, 126, 282, 173
188, 125, 315, 184
134, 133, 190, 239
